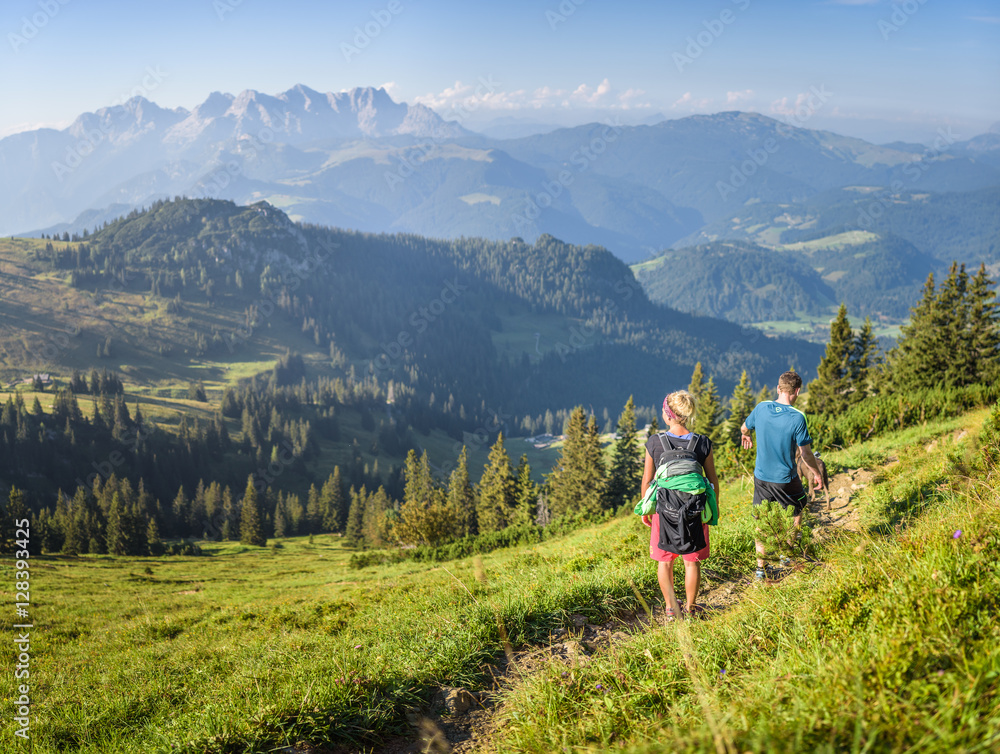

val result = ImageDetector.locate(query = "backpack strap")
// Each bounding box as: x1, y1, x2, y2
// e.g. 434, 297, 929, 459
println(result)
657, 433, 671, 458
657, 432, 701, 465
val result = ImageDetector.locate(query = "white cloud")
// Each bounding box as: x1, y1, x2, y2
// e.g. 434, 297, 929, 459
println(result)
770, 93, 816, 117
414, 78, 649, 113
672, 92, 713, 110
379, 81, 401, 99
726, 89, 755, 104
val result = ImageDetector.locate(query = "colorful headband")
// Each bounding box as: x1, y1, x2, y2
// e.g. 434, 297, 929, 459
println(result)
662, 396, 679, 423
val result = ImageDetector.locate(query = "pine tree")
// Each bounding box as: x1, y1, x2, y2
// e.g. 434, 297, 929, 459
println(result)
239, 477, 267, 546
605, 396, 642, 510
62, 489, 88, 555
274, 499, 288, 538
887, 273, 943, 392
938, 262, 970, 388
361, 486, 392, 547
688, 362, 706, 404
0, 488, 28, 553
171, 487, 190, 537
447, 446, 477, 537
146, 517, 164, 555
511, 455, 538, 527
305, 484, 322, 534
547, 407, 607, 519
345, 486, 366, 546
397, 451, 454, 546
106, 493, 126, 555
808, 304, 855, 414
853, 317, 881, 399
721, 371, 757, 447
320, 468, 345, 532
966, 264, 1000, 385
476, 434, 516, 533
691, 375, 722, 441
221, 487, 238, 540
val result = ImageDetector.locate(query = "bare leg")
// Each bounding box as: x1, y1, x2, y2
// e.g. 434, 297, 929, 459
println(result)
683, 561, 701, 611
657, 559, 682, 619
755, 539, 765, 568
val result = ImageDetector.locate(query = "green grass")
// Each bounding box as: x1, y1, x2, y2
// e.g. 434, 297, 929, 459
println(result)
490, 410, 1000, 753
2, 410, 996, 752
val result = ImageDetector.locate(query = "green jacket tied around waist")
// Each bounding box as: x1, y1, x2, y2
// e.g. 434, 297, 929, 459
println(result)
634, 471, 718, 526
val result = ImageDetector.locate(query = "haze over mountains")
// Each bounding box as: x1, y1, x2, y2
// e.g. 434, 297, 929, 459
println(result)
5, 85, 998, 260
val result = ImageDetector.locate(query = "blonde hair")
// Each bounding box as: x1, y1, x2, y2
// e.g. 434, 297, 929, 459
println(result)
664, 390, 696, 427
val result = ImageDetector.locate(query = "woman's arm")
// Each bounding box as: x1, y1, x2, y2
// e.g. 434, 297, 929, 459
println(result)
640, 449, 654, 497
640, 449, 654, 527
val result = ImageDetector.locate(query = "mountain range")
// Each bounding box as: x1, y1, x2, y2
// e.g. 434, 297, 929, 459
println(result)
5, 85, 998, 264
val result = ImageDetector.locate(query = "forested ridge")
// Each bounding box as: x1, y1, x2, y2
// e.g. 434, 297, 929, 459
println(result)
12, 199, 998, 562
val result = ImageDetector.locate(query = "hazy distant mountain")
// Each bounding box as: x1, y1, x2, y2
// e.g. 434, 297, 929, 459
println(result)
4, 90, 999, 263
0, 85, 470, 236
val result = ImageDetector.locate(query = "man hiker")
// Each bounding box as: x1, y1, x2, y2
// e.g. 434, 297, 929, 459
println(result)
740, 371, 824, 580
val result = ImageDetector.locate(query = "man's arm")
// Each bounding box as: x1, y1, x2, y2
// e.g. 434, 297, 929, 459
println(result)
798, 444, 825, 488
740, 422, 753, 450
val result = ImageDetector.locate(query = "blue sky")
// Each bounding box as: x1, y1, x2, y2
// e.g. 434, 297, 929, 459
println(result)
1, 0, 997, 143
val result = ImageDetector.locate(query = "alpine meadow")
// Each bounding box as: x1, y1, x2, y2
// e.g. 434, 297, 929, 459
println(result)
1, 2, 999, 753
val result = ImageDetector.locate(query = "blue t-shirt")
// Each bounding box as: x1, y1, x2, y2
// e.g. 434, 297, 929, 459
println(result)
743, 401, 812, 483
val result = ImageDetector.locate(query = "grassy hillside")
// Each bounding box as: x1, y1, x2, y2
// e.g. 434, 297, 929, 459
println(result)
4, 404, 997, 752
0, 235, 321, 387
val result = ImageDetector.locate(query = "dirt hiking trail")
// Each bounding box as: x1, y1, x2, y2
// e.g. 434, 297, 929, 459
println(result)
283, 464, 879, 754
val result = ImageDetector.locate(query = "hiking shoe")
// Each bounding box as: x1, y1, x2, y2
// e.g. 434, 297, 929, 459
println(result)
780, 556, 792, 568
754, 567, 767, 581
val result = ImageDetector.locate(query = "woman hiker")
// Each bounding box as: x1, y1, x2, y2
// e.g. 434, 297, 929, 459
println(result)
639, 390, 720, 621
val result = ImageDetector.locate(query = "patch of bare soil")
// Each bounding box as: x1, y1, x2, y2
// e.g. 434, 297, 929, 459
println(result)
806, 464, 885, 537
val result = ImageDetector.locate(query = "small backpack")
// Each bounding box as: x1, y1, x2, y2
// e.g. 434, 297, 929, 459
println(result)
654, 433, 708, 554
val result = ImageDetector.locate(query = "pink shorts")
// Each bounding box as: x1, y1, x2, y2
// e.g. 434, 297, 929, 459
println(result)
649, 515, 710, 562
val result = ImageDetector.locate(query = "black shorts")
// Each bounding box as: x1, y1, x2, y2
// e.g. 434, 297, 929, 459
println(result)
753, 476, 808, 516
